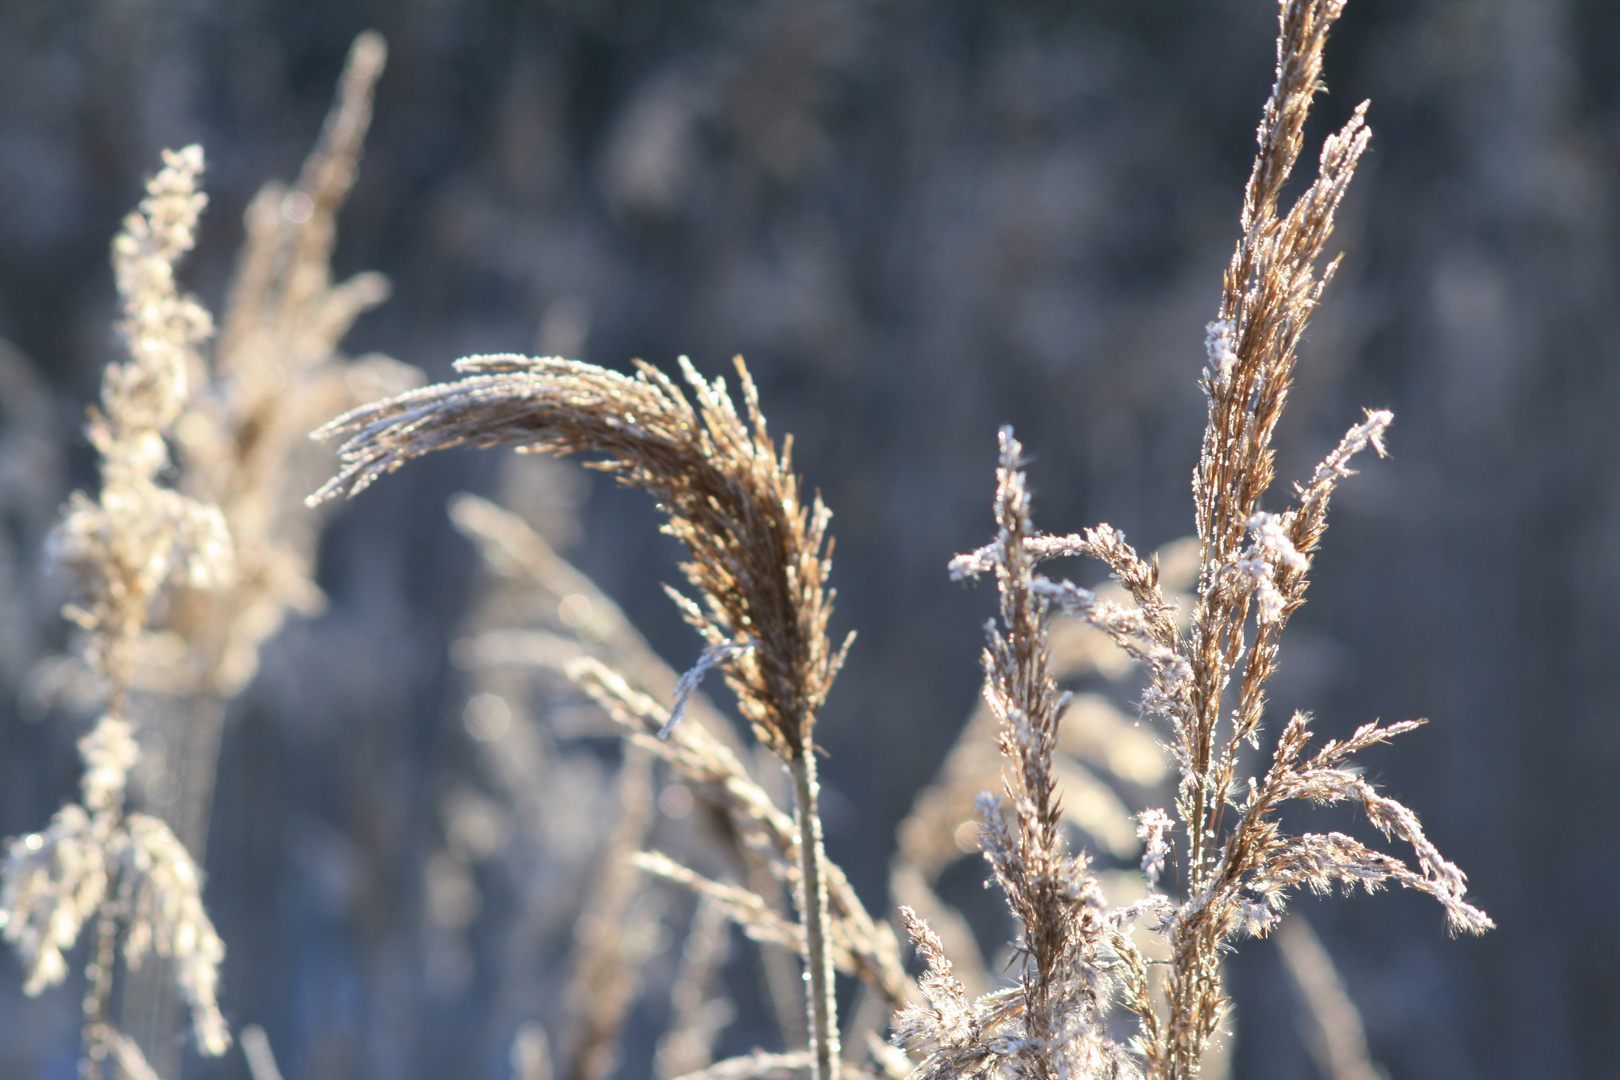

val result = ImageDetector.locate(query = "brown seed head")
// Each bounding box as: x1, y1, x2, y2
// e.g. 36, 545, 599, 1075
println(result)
312, 354, 849, 758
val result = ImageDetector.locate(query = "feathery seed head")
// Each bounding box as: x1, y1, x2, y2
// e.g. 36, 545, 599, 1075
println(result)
314, 354, 847, 759
942, 5, 1488, 1077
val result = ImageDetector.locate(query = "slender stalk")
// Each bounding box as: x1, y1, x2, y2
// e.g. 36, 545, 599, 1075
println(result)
790, 750, 839, 1080
565, 745, 658, 1080
82, 906, 120, 1080
314, 354, 858, 1074
122, 692, 227, 1078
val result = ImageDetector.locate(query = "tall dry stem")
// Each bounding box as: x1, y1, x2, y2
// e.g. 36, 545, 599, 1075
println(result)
1, 145, 232, 1079
114, 33, 413, 1074
313, 354, 854, 1080
936, 1, 1489, 1077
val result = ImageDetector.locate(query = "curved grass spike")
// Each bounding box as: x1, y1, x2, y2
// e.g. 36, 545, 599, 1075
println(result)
312, 353, 852, 1080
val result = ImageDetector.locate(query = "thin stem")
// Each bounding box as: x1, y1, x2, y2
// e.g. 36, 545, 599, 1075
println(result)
81, 904, 120, 1080
122, 692, 228, 1078
790, 750, 839, 1080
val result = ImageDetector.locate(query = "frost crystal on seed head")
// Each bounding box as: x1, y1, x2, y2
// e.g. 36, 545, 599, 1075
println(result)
1246, 512, 1307, 573
1237, 896, 1280, 938
1137, 809, 1173, 888
1203, 320, 1238, 392
1237, 511, 1307, 624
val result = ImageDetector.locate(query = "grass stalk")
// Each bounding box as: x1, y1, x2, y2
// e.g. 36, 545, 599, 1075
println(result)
314, 354, 857, 1078
790, 750, 839, 1080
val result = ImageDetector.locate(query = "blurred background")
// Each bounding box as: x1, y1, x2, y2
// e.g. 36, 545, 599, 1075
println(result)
1, 0, 1617, 1077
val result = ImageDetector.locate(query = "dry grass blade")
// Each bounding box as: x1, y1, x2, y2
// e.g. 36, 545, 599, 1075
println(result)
576, 662, 910, 1009
635, 852, 804, 957
667, 1052, 814, 1080
240, 1025, 288, 1080
564, 747, 660, 1080
1275, 917, 1386, 1080
654, 897, 735, 1080
513, 1025, 554, 1080
103, 1027, 162, 1080
448, 492, 745, 756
